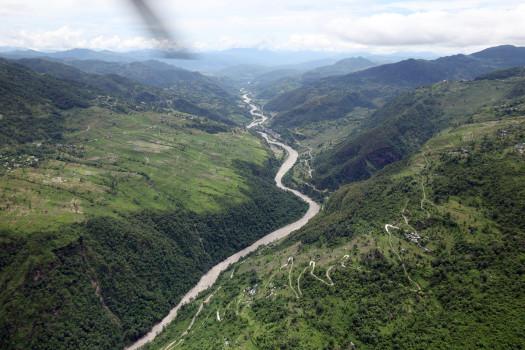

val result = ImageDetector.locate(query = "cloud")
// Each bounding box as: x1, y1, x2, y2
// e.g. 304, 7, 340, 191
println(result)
321, 5, 525, 52
0, 26, 158, 51
2, 26, 85, 50
1, 1, 525, 53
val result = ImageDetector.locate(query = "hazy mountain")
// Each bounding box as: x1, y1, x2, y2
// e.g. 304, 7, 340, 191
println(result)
0, 48, 131, 62
0, 47, 439, 75
305, 56, 378, 78
52, 59, 204, 86
218, 64, 305, 83
0, 46, 33, 52
51, 48, 132, 62
215, 56, 366, 83
252, 56, 379, 101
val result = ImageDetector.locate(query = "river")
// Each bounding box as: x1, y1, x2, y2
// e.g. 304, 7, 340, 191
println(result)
126, 93, 320, 350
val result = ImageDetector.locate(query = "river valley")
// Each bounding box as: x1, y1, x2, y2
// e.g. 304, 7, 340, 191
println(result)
126, 94, 320, 349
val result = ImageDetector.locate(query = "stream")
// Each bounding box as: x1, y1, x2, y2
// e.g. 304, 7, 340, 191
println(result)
126, 93, 320, 350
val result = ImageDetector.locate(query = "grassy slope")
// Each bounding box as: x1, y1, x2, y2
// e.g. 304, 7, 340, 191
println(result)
145, 82, 525, 350
1, 107, 265, 232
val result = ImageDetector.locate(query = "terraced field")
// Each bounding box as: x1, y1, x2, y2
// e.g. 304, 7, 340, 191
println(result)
0, 107, 270, 233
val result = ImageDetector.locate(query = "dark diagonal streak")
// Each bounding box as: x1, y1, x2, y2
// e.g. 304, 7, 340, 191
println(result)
129, 0, 196, 59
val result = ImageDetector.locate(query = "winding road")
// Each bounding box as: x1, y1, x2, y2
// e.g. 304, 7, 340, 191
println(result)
385, 224, 421, 291
125, 93, 320, 350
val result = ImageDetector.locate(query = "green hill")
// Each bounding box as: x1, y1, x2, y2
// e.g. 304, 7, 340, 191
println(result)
304, 56, 377, 79
53, 58, 204, 86
144, 76, 525, 349
310, 66, 525, 190
16, 58, 251, 126
49, 58, 251, 124
0, 59, 92, 116
0, 60, 307, 349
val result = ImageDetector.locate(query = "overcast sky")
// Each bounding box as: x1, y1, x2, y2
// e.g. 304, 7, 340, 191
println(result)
1, 0, 525, 54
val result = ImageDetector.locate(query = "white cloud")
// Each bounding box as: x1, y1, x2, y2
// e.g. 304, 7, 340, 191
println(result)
386, 0, 525, 12
1, 1, 525, 53
2, 26, 86, 50
0, 26, 159, 51
321, 5, 525, 53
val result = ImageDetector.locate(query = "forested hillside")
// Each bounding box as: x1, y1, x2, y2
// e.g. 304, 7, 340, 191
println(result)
265, 45, 525, 131
310, 67, 525, 190
145, 72, 525, 349
0, 59, 92, 117
0, 60, 307, 349
15, 58, 250, 126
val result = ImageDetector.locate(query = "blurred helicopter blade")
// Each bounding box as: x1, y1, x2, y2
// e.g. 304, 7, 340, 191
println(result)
129, 0, 197, 59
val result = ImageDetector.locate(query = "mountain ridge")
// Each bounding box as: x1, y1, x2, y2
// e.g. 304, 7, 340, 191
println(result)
308, 65, 525, 190
265, 45, 525, 131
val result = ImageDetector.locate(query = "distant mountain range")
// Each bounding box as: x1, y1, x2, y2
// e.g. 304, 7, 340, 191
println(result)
51, 59, 205, 86
265, 45, 525, 130
0, 47, 437, 73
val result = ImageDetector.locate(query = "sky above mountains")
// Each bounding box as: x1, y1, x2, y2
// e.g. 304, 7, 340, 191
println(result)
1, 0, 525, 55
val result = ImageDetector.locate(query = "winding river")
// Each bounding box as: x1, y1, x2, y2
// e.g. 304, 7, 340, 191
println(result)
126, 93, 320, 350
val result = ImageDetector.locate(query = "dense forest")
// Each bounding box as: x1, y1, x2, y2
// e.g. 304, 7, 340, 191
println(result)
0, 158, 307, 348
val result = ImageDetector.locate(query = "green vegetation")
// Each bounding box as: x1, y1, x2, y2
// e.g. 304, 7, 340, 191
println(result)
0, 59, 92, 119
17, 58, 252, 126
310, 68, 525, 190
261, 46, 525, 181
145, 70, 524, 350
265, 46, 525, 131
0, 60, 308, 349
2, 48, 525, 350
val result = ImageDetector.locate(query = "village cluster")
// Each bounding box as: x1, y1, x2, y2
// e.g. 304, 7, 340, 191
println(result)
242, 282, 278, 303
0, 154, 38, 172
243, 284, 258, 302
404, 232, 429, 252
447, 149, 469, 156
